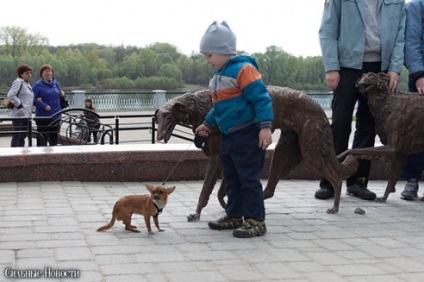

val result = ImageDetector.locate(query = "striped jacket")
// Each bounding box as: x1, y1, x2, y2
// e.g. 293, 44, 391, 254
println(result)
204, 55, 273, 135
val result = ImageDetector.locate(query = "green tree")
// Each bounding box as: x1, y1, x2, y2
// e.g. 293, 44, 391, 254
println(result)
158, 63, 183, 82
0, 26, 48, 57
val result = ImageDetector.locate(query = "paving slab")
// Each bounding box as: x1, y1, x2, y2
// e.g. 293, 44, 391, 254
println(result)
1, 180, 424, 281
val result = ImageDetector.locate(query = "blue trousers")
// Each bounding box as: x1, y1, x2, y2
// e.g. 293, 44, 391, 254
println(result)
220, 125, 266, 221
401, 78, 424, 180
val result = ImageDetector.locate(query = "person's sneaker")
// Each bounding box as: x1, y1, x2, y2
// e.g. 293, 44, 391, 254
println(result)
314, 187, 334, 199
233, 218, 267, 238
208, 215, 243, 230
400, 179, 419, 200
346, 177, 376, 200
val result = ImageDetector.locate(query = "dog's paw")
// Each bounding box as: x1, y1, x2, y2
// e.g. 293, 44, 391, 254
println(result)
326, 207, 339, 214
187, 213, 200, 222
263, 189, 274, 200
374, 197, 386, 203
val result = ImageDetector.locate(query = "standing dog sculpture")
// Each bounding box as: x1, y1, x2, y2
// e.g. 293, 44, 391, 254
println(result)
339, 72, 424, 202
97, 183, 175, 234
155, 86, 358, 218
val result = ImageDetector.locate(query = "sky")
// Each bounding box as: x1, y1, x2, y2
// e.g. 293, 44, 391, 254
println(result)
1, 0, 326, 57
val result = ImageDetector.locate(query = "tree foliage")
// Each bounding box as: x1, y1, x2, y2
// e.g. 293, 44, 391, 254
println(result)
0, 25, 409, 92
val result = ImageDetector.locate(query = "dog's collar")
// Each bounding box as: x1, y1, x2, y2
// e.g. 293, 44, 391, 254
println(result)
153, 202, 163, 217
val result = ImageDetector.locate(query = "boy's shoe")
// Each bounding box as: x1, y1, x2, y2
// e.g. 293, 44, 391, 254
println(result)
346, 177, 376, 201
314, 187, 334, 199
208, 215, 243, 230
233, 218, 266, 238
400, 179, 419, 200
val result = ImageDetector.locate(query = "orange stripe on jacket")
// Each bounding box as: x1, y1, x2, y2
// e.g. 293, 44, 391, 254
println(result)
237, 64, 262, 90
214, 86, 241, 102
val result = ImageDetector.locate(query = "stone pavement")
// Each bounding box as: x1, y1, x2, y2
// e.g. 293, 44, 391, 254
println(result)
1, 179, 424, 282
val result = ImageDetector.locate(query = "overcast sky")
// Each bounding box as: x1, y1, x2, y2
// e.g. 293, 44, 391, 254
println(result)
0, 1, 326, 57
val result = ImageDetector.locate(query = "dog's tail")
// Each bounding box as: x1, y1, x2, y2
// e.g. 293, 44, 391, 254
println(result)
96, 215, 116, 232
337, 155, 359, 180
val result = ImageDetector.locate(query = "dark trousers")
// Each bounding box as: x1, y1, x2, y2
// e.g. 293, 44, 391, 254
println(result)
320, 62, 381, 189
401, 78, 424, 180
88, 123, 100, 143
11, 119, 29, 147
220, 125, 266, 221
36, 119, 60, 146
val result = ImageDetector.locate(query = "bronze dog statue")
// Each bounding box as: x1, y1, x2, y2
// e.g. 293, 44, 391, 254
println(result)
155, 86, 358, 219
339, 72, 424, 202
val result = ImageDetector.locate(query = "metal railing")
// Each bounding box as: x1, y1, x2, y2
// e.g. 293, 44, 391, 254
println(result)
0, 91, 333, 147
0, 91, 333, 113
0, 108, 195, 147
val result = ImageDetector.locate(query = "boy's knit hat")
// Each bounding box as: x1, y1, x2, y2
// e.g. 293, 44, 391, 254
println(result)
199, 21, 237, 55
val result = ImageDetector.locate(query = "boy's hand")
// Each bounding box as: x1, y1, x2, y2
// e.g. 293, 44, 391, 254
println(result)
259, 128, 272, 150
195, 124, 210, 137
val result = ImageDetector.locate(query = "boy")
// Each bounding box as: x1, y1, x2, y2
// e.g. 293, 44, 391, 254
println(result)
195, 21, 274, 238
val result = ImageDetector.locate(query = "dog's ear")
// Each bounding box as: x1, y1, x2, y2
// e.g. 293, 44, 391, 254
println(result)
145, 183, 155, 193
355, 74, 366, 88
377, 72, 390, 91
174, 102, 191, 121
166, 186, 176, 194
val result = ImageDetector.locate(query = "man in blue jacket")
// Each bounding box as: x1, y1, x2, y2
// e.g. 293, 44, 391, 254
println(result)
315, 0, 406, 201
400, 0, 424, 200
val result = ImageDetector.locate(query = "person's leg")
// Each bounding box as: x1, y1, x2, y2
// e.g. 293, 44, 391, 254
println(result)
230, 125, 265, 221
36, 119, 49, 146
11, 119, 28, 147
87, 130, 92, 143
208, 132, 243, 230
226, 125, 267, 238
399, 77, 423, 200
92, 124, 100, 143
316, 67, 359, 199
344, 63, 381, 200
400, 151, 424, 200
347, 93, 375, 182
47, 120, 60, 146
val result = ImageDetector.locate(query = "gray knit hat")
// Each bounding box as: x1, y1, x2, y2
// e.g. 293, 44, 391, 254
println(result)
199, 21, 237, 55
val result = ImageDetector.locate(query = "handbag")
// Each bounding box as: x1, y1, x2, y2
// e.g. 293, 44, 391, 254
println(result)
2, 97, 13, 109
2, 81, 23, 109
60, 95, 69, 109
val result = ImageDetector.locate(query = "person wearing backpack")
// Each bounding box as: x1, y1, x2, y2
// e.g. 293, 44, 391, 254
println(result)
7, 64, 34, 147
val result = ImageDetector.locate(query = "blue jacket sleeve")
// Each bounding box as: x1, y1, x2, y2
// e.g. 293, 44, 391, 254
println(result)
405, 0, 424, 76
318, 0, 341, 72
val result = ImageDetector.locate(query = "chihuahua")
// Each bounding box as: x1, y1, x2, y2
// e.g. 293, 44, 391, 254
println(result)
97, 183, 175, 234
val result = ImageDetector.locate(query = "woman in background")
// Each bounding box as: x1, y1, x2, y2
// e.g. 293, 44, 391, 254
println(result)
7, 64, 34, 147
33, 64, 65, 146
83, 98, 100, 143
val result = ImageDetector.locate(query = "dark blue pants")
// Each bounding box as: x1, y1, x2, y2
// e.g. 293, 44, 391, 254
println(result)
11, 119, 29, 147
401, 78, 424, 181
36, 118, 60, 146
320, 63, 381, 188
220, 125, 266, 221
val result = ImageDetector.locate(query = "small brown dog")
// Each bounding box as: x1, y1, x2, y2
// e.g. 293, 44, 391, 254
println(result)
97, 183, 175, 234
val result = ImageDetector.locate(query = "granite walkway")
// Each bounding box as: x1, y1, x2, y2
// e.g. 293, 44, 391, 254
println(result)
1, 179, 424, 281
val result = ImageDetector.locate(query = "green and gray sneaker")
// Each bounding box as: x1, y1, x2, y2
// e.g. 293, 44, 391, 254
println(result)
233, 218, 266, 238
208, 215, 243, 230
